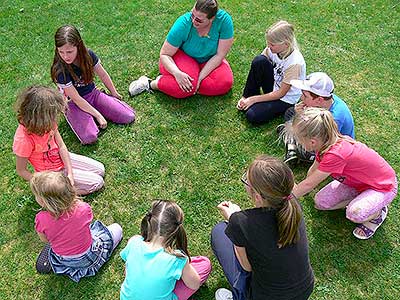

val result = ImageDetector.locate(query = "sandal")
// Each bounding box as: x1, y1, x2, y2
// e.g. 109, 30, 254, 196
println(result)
353, 206, 388, 240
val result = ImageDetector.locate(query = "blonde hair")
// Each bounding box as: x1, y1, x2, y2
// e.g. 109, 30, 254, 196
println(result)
266, 20, 298, 59
248, 155, 302, 248
140, 200, 190, 261
30, 171, 77, 219
292, 107, 349, 155
15, 86, 66, 136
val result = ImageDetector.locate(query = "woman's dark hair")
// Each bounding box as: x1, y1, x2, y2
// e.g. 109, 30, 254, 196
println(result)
141, 200, 190, 261
51, 25, 94, 85
195, 0, 218, 19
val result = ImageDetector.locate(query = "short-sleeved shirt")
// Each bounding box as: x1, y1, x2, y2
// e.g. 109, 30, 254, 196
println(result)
35, 201, 93, 256
166, 9, 233, 63
266, 48, 306, 104
317, 139, 396, 192
226, 208, 314, 300
56, 49, 99, 96
120, 236, 188, 300
330, 95, 355, 138
13, 124, 64, 172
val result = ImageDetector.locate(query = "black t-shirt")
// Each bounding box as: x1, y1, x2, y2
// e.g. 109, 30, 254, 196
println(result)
226, 207, 314, 300
56, 49, 99, 96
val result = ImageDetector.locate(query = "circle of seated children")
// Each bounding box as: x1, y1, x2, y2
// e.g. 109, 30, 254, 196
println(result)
11, 3, 398, 300
128, 0, 234, 99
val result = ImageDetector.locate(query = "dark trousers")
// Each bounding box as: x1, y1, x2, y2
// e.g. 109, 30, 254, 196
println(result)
211, 222, 251, 300
242, 55, 293, 125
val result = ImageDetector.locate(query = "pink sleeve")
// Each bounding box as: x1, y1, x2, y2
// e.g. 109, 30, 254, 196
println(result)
13, 126, 34, 158
34, 212, 46, 234
79, 201, 94, 222
318, 152, 346, 174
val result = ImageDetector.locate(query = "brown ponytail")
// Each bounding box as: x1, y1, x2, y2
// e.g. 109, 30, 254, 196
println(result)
248, 155, 302, 247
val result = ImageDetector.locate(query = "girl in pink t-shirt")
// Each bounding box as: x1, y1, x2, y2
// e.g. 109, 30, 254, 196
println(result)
291, 107, 397, 239
32, 171, 122, 282
13, 85, 104, 195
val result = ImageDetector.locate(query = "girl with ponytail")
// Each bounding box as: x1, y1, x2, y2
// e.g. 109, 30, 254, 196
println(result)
292, 107, 397, 240
211, 156, 314, 300
120, 200, 211, 300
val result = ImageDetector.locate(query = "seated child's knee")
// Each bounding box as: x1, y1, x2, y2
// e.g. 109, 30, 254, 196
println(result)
314, 195, 332, 210
346, 205, 367, 223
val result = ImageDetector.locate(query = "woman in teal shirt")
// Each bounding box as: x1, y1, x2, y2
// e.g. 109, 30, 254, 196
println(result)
129, 0, 234, 99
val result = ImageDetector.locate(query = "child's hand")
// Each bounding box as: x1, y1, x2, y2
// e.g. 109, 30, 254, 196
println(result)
237, 97, 254, 111
96, 115, 108, 129
112, 91, 122, 100
67, 173, 75, 186
295, 102, 306, 114
217, 201, 241, 221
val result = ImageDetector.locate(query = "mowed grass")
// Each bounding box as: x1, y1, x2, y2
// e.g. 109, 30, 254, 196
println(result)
0, 0, 399, 299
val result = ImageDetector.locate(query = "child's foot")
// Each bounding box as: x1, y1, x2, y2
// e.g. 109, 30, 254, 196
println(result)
128, 75, 151, 96
284, 143, 298, 166
353, 206, 388, 240
215, 288, 233, 300
36, 243, 53, 274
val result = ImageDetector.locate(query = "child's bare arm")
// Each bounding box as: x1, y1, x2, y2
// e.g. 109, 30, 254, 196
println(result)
54, 130, 74, 186
15, 156, 32, 181
234, 245, 252, 272
181, 260, 201, 290
37, 232, 48, 243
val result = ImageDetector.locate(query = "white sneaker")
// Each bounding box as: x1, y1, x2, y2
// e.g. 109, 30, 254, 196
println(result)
128, 75, 150, 96
215, 288, 233, 300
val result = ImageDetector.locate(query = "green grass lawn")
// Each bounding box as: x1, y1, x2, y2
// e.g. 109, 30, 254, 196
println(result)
0, 0, 399, 299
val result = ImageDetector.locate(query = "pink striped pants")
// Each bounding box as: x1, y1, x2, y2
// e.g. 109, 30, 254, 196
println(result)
68, 152, 105, 195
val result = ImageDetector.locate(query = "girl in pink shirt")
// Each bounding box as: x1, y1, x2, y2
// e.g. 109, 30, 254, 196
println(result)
13, 85, 104, 195
32, 171, 122, 282
291, 107, 397, 239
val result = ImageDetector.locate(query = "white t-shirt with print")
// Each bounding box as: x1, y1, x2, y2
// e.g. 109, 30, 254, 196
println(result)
266, 48, 306, 104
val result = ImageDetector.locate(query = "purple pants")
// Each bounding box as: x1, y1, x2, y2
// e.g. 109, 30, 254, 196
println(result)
173, 256, 212, 300
66, 88, 135, 144
315, 180, 398, 223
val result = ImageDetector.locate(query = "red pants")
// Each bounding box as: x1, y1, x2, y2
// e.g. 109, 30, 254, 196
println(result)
158, 50, 233, 98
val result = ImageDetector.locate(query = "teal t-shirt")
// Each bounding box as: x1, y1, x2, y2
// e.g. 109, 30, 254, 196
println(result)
120, 236, 188, 300
166, 9, 234, 63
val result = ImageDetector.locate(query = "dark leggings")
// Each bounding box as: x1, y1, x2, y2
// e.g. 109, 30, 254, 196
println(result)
211, 222, 251, 300
242, 55, 293, 125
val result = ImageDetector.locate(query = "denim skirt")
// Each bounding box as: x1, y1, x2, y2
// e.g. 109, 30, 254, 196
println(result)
49, 220, 114, 283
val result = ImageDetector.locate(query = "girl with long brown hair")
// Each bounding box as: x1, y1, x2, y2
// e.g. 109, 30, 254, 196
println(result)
212, 155, 314, 300
51, 24, 135, 144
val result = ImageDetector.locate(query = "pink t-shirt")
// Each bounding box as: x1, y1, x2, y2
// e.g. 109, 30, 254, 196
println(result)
12, 124, 64, 172
317, 139, 396, 193
35, 201, 93, 256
